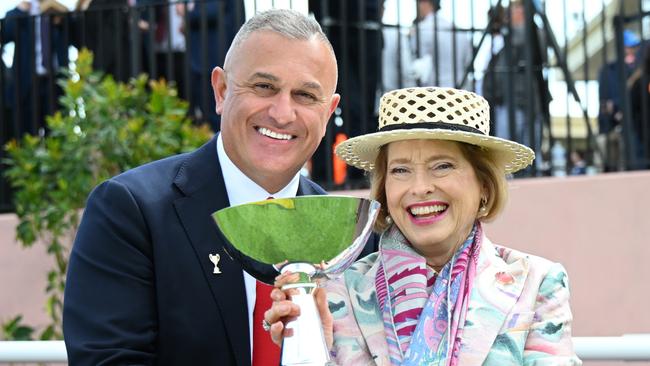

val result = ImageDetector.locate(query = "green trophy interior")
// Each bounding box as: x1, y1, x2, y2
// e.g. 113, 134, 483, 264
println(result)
213, 196, 360, 265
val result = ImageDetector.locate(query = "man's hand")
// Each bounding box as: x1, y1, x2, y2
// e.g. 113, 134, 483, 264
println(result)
264, 272, 334, 349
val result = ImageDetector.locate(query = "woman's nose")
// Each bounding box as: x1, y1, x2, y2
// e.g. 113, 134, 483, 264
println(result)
410, 169, 435, 197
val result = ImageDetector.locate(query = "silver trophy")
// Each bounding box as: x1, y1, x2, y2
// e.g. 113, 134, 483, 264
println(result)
212, 195, 380, 366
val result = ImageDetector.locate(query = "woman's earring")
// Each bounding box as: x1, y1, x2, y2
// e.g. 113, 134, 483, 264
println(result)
385, 215, 393, 225
479, 197, 488, 215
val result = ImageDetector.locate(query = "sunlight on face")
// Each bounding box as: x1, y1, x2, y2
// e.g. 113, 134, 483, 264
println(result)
385, 139, 484, 262
216, 31, 339, 192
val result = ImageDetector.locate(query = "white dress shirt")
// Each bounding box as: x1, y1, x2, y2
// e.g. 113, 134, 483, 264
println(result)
216, 134, 300, 360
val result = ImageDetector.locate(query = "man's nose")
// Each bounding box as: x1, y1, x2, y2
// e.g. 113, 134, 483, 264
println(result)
268, 92, 296, 125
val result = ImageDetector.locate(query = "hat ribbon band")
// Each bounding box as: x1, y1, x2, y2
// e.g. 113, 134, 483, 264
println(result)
379, 122, 484, 135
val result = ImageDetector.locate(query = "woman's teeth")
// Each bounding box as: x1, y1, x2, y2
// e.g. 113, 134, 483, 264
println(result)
410, 204, 446, 216
258, 127, 293, 140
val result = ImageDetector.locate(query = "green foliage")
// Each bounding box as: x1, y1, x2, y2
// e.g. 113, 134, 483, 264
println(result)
1, 316, 34, 341
2, 49, 213, 339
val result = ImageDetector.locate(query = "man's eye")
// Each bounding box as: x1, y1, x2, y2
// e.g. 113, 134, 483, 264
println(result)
253, 83, 276, 94
294, 91, 317, 103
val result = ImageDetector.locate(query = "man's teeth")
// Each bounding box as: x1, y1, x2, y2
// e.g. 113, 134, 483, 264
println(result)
410, 205, 446, 216
258, 127, 293, 140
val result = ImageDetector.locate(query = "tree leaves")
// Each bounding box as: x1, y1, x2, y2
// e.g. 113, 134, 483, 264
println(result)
2, 48, 212, 339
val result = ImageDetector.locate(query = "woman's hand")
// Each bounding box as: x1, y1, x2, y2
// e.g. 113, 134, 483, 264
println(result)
264, 272, 334, 349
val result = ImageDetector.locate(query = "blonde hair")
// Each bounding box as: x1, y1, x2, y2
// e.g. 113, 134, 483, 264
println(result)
370, 141, 508, 233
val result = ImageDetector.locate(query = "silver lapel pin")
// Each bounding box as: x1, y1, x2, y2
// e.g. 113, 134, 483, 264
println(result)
209, 253, 222, 274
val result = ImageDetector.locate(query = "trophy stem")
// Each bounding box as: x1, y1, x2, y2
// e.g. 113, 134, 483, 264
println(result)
280, 263, 332, 366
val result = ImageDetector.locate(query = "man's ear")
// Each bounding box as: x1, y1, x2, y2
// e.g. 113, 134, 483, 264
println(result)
323, 93, 341, 136
211, 67, 227, 115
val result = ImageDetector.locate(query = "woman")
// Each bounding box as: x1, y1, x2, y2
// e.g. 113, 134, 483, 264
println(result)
266, 87, 581, 365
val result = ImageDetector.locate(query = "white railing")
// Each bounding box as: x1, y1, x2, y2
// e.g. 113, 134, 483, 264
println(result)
1, 335, 650, 363
0, 340, 67, 363
574, 334, 650, 361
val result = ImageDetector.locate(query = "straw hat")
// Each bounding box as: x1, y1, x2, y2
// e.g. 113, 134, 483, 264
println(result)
335, 87, 534, 173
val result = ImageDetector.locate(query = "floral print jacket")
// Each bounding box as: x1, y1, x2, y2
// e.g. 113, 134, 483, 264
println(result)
324, 233, 582, 365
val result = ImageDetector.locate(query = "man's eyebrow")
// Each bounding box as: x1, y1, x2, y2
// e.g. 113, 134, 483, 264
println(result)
300, 81, 323, 93
248, 72, 279, 82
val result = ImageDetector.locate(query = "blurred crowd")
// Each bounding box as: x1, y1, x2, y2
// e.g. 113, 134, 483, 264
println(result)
1, 0, 649, 182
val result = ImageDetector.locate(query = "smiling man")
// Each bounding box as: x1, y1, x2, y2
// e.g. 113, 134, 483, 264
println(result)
62, 9, 372, 366
212, 14, 340, 193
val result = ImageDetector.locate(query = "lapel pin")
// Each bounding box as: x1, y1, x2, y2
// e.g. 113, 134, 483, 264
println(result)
209, 253, 222, 274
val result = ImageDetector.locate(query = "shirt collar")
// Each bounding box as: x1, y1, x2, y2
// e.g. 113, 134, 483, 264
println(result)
216, 133, 300, 207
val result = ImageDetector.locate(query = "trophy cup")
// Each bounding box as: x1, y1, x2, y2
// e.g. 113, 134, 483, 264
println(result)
212, 195, 380, 366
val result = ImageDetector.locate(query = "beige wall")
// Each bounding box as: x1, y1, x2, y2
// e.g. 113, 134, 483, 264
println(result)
2, 171, 650, 365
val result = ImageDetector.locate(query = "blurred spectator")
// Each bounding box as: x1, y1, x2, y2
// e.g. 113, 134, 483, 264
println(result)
309, 0, 382, 186
133, 0, 186, 97
627, 43, 650, 170
597, 29, 640, 171
72, 0, 131, 82
153, 1, 186, 94
569, 150, 587, 175
382, 9, 416, 92
410, 0, 471, 88
177, 0, 245, 132
482, 0, 550, 174
2, 0, 69, 137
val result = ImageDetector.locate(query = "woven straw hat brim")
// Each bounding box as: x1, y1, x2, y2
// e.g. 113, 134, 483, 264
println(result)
335, 128, 535, 174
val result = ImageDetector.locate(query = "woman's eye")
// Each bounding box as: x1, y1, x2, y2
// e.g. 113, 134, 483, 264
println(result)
431, 162, 454, 173
437, 163, 453, 170
390, 167, 409, 175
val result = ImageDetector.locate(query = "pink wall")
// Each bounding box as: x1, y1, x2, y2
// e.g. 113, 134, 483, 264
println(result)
0, 214, 54, 331
2, 171, 650, 365
339, 171, 650, 366
485, 172, 650, 338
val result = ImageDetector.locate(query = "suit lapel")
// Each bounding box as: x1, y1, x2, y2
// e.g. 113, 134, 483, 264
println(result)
172, 137, 250, 366
457, 235, 529, 365
297, 175, 326, 196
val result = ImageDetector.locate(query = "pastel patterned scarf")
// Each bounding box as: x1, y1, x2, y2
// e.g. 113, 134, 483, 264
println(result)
376, 222, 481, 365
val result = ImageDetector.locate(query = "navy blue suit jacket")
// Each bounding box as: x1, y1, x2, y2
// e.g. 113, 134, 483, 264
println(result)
63, 136, 376, 365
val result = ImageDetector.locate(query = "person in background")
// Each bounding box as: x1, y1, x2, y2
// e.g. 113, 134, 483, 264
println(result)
482, 0, 550, 175
2, 0, 69, 137
569, 150, 587, 175
308, 0, 383, 187
176, 0, 244, 132
63, 9, 375, 365
597, 29, 640, 171
410, 0, 472, 89
266, 87, 581, 366
72, 0, 131, 82
627, 43, 650, 169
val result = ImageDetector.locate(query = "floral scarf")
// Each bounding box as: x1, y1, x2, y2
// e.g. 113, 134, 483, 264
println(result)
375, 222, 482, 365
